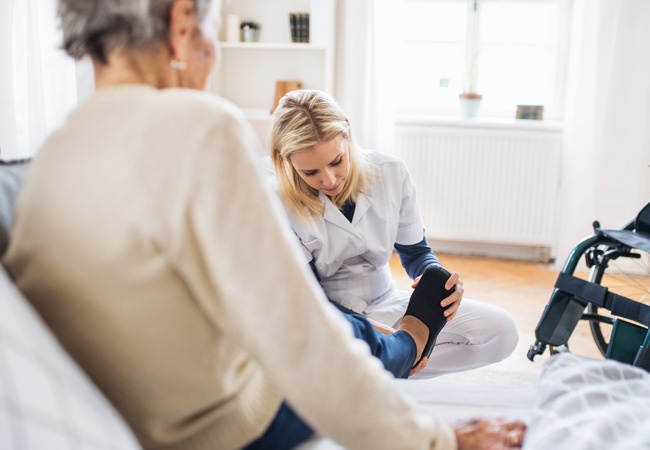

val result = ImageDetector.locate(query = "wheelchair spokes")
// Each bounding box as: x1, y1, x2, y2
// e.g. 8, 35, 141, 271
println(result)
586, 246, 650, 356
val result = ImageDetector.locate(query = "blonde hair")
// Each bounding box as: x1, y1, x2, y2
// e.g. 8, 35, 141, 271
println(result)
270, 90, 373, 219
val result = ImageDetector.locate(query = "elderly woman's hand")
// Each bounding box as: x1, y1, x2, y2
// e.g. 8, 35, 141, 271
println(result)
453, 417, 527, 449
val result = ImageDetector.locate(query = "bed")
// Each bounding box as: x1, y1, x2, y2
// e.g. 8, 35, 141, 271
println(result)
298, 352, 650, 449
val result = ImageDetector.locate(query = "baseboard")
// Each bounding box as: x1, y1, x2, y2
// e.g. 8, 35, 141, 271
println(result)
429, 239, 554, 263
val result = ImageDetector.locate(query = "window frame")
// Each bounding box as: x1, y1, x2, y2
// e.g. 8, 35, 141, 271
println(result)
394, 0, 573, 121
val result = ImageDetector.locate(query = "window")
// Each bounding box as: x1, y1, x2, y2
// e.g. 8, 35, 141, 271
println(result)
392, 0, 572, 120
1, 0, 81, 159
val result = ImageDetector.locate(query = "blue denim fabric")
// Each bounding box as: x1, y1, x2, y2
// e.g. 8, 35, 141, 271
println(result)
243, 402, 313, 450
243, 305, 417, 450
337, 304, 417, 379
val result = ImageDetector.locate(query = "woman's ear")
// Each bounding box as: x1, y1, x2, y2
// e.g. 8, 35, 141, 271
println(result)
169, 0, 197, 62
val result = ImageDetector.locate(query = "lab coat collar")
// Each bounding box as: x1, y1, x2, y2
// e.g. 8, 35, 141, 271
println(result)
319, 191, 372, 231
351, 193, 371, 226
321, 192, 356, 234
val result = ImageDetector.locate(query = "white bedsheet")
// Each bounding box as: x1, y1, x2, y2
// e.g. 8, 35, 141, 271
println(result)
524, 353, 650, 450
298, 354, 650, 450
296, 378, 535, 450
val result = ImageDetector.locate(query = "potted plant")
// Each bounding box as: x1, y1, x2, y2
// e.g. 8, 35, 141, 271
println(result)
240, 21, 260, 42
459, 46, 482, 117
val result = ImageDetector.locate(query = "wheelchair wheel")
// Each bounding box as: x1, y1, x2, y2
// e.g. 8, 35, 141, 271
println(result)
587, 245, 650, 356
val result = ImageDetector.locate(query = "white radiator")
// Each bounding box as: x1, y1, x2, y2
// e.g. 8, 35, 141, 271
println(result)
394, 122, 563, 250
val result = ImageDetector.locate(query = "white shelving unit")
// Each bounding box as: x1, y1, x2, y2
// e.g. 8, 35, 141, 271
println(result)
211, 0, 336, 148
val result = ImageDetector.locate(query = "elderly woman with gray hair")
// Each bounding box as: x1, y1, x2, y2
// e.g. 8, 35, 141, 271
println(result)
2, 0, 525, 449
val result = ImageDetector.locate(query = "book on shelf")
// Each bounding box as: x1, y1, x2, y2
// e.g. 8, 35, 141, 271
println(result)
272, 81, 303, 113
289, 13, 297, 42
302, 13, 310, 43
289, 12, 310, 43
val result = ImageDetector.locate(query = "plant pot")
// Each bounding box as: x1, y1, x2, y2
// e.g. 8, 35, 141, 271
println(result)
459, 93, 482, 118
241, 25, 259, 42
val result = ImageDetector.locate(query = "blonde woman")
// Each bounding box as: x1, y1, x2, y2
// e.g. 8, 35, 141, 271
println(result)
271, 89, 519, 379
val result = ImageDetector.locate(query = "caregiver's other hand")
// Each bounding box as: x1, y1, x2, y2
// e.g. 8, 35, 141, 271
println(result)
453, 417, 526, 450
443, 273, 463, 321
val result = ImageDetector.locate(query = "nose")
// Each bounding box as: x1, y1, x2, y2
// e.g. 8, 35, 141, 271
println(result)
321, 169, 336, 188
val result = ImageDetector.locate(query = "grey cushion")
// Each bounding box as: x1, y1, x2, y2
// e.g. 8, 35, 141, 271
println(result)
0, 263, 143, 449
0, 160, 30, 255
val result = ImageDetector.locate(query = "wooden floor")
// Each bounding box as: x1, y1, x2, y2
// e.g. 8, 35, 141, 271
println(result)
389, 253, 603, 383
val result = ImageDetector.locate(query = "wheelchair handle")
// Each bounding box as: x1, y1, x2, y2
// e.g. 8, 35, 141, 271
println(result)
592, 221, 601, 233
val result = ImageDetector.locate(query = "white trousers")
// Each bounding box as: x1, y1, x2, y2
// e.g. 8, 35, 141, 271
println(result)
367, 291, 519, 380
411, 298, 519, 379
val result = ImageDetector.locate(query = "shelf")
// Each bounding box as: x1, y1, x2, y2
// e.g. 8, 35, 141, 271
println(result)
396, 115, 565, 133
217, 50, 326, 111
216, 0, 336, 148
219, 42, 327, 51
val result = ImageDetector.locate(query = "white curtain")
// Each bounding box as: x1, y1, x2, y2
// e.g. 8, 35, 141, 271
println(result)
334, 0, 396, 153
0, 0, 81, 160
553, 0, 650, 267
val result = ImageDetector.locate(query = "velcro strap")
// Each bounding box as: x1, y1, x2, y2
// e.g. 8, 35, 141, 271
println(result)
555, 272, 650, 327
555, 272, 608, 306
610, 295, 650, 328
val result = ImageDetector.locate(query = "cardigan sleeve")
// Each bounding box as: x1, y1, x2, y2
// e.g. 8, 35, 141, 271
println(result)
174, 109, 457, 450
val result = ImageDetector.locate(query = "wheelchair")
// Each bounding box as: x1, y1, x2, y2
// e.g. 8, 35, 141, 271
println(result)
528, 202, 650, 369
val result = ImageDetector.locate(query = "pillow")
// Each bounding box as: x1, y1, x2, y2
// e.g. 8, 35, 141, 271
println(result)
524, 352, 650, 449
0, 264, 143, 450
0, 160, 30, 255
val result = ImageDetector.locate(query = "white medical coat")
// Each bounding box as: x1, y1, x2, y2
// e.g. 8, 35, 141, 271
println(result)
285, 151, 425, 327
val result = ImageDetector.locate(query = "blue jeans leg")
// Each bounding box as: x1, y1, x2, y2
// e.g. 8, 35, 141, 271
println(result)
243, 402, 313, 450
337, 306, 417, 379
243, 305, 417, 450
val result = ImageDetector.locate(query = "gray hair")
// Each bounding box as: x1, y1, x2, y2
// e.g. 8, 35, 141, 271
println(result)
58, 0, 212, 63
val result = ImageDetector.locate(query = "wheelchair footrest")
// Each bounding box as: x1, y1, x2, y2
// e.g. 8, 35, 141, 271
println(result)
535, 290, 587, 347
606, 319, 648, 364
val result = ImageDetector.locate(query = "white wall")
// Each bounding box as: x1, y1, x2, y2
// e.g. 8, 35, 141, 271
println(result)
552, 0, 650, 269
334, 0, 650, 264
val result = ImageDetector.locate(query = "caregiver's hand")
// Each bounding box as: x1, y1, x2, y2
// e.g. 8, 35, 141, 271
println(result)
412, 270, 464, 322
